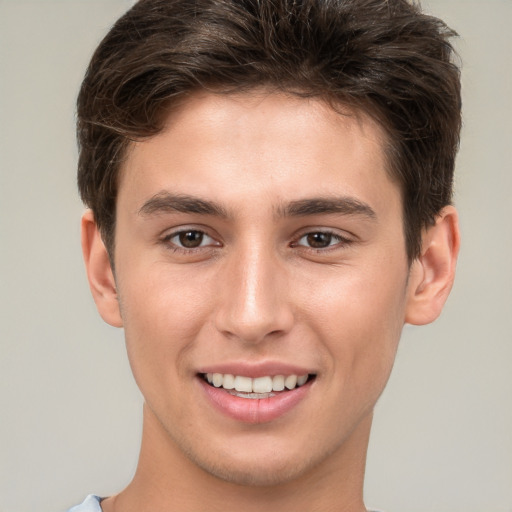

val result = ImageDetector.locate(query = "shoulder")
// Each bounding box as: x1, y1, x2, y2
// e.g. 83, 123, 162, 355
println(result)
67, 495, 103, 512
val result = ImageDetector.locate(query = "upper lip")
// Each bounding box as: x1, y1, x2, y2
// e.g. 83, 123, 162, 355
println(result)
196, 361, 315, 378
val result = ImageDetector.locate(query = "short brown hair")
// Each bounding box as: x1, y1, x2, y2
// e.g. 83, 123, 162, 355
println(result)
77, 0, 461, 261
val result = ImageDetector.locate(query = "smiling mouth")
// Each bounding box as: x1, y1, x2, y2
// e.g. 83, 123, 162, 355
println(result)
200, 373, 316, 399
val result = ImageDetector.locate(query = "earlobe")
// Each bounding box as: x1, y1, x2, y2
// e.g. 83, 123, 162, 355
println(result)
405, 206, 460, 326
81, 210, 123, 328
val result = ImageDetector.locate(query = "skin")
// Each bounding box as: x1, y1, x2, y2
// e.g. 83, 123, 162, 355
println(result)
82, 91, 459, 512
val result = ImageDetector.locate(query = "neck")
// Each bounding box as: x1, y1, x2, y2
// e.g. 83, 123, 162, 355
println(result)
103, 404, 371, 512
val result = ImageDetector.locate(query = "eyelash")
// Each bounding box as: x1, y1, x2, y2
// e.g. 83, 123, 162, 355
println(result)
161, 228, 220, 254
291, 230, 353, 252
160, 228, 354, 254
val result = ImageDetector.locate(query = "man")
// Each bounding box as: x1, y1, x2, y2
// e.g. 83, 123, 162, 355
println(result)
71, 0, 461, 510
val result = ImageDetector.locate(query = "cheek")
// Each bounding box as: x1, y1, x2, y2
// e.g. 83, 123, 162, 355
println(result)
116, 266, 213, 390
119, 258, 213, 330
302, 262, 407, 376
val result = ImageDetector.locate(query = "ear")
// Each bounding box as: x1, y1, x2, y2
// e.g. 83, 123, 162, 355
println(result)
405, 206, 460, 325
81, 210, 123, 327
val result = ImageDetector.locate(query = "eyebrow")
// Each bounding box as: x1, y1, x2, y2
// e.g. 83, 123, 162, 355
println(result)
138, 192, 229, 218
138, 191, 376, 222
280, 197, 377, 221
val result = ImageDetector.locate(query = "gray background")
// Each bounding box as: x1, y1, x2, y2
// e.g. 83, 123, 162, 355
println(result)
0, 1, 511, 511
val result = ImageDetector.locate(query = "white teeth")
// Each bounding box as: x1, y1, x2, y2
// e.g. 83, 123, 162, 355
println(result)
234, 375, 253, 393
297, 374, 308, 386
253, 376, 273, 393
212, 373, 223, 387
284, 375, 298, 390
222, 373, 235, 389
204, 372, 311, 393
272, 375, 285, 391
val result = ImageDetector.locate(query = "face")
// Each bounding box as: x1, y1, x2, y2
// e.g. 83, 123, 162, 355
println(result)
111, 92, 413, 485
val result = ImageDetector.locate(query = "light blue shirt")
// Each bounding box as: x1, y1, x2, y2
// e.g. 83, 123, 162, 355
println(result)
67, 495, 102, 512
68, 493, 382, 511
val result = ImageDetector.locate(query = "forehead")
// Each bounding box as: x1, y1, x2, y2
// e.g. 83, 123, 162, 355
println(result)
118, 91, 399, 221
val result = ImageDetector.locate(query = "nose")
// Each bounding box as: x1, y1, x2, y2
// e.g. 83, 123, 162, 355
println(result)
214, 243, 294, 345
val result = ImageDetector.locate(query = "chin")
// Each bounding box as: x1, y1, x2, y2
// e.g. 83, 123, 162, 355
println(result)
199, 459, 308, 487
186, 445, 316, 487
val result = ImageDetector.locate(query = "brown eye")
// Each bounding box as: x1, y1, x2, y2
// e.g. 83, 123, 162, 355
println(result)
163, 228, 220, 254
177, 230, 205, 248
294, 231, 351, 251
305, 232, 334, 248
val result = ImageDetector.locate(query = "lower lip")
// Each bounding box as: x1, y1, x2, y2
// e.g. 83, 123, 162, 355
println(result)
198, 377, 312, 424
